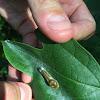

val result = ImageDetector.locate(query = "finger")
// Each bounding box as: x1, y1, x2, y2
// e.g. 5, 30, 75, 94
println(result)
70, 2, 96, 40
0, 82, 32, 100
7, 64, 21, 81
38, 41, 43, 49
8, 64, 33, 83
28, 0, 74, 43
23, 32, 38, 47
19, 17, 37, 42
22, 73, 33, 83
83, 31, 96, 40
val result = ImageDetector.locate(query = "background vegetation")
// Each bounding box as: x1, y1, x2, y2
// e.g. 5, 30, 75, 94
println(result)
0, 16, 22, 80
0, 0, 100, 80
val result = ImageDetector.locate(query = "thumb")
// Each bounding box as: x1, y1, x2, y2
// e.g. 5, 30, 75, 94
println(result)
0, 82, 32, 100
28, 0, 73, 43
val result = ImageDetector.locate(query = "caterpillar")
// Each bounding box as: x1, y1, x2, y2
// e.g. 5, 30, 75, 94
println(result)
38, 67, 59, 89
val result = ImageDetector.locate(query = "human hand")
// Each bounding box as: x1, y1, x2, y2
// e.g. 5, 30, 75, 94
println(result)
0, 0, 96, 43
27, 0, 96, 42
0, 81, 34, 100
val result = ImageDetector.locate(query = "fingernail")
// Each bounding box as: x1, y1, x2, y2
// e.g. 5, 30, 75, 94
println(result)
47, 15, 71, 30
19, 86, 25, 100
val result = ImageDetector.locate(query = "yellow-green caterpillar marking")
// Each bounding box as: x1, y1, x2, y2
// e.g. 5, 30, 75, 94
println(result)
38, 67, 59, 89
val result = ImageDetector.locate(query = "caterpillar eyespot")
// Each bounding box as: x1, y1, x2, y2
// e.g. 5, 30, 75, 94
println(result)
38, 67, 59, 89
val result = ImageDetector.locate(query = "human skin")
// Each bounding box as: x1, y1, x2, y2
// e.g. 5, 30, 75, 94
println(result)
0, 82, 33, 100
0, 0, 96, 99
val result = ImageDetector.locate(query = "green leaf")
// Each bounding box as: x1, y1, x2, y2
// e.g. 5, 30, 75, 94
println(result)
2, 29, 100, 100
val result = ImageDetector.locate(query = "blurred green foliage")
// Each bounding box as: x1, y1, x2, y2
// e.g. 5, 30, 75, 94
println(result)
0, 16, 22, 80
